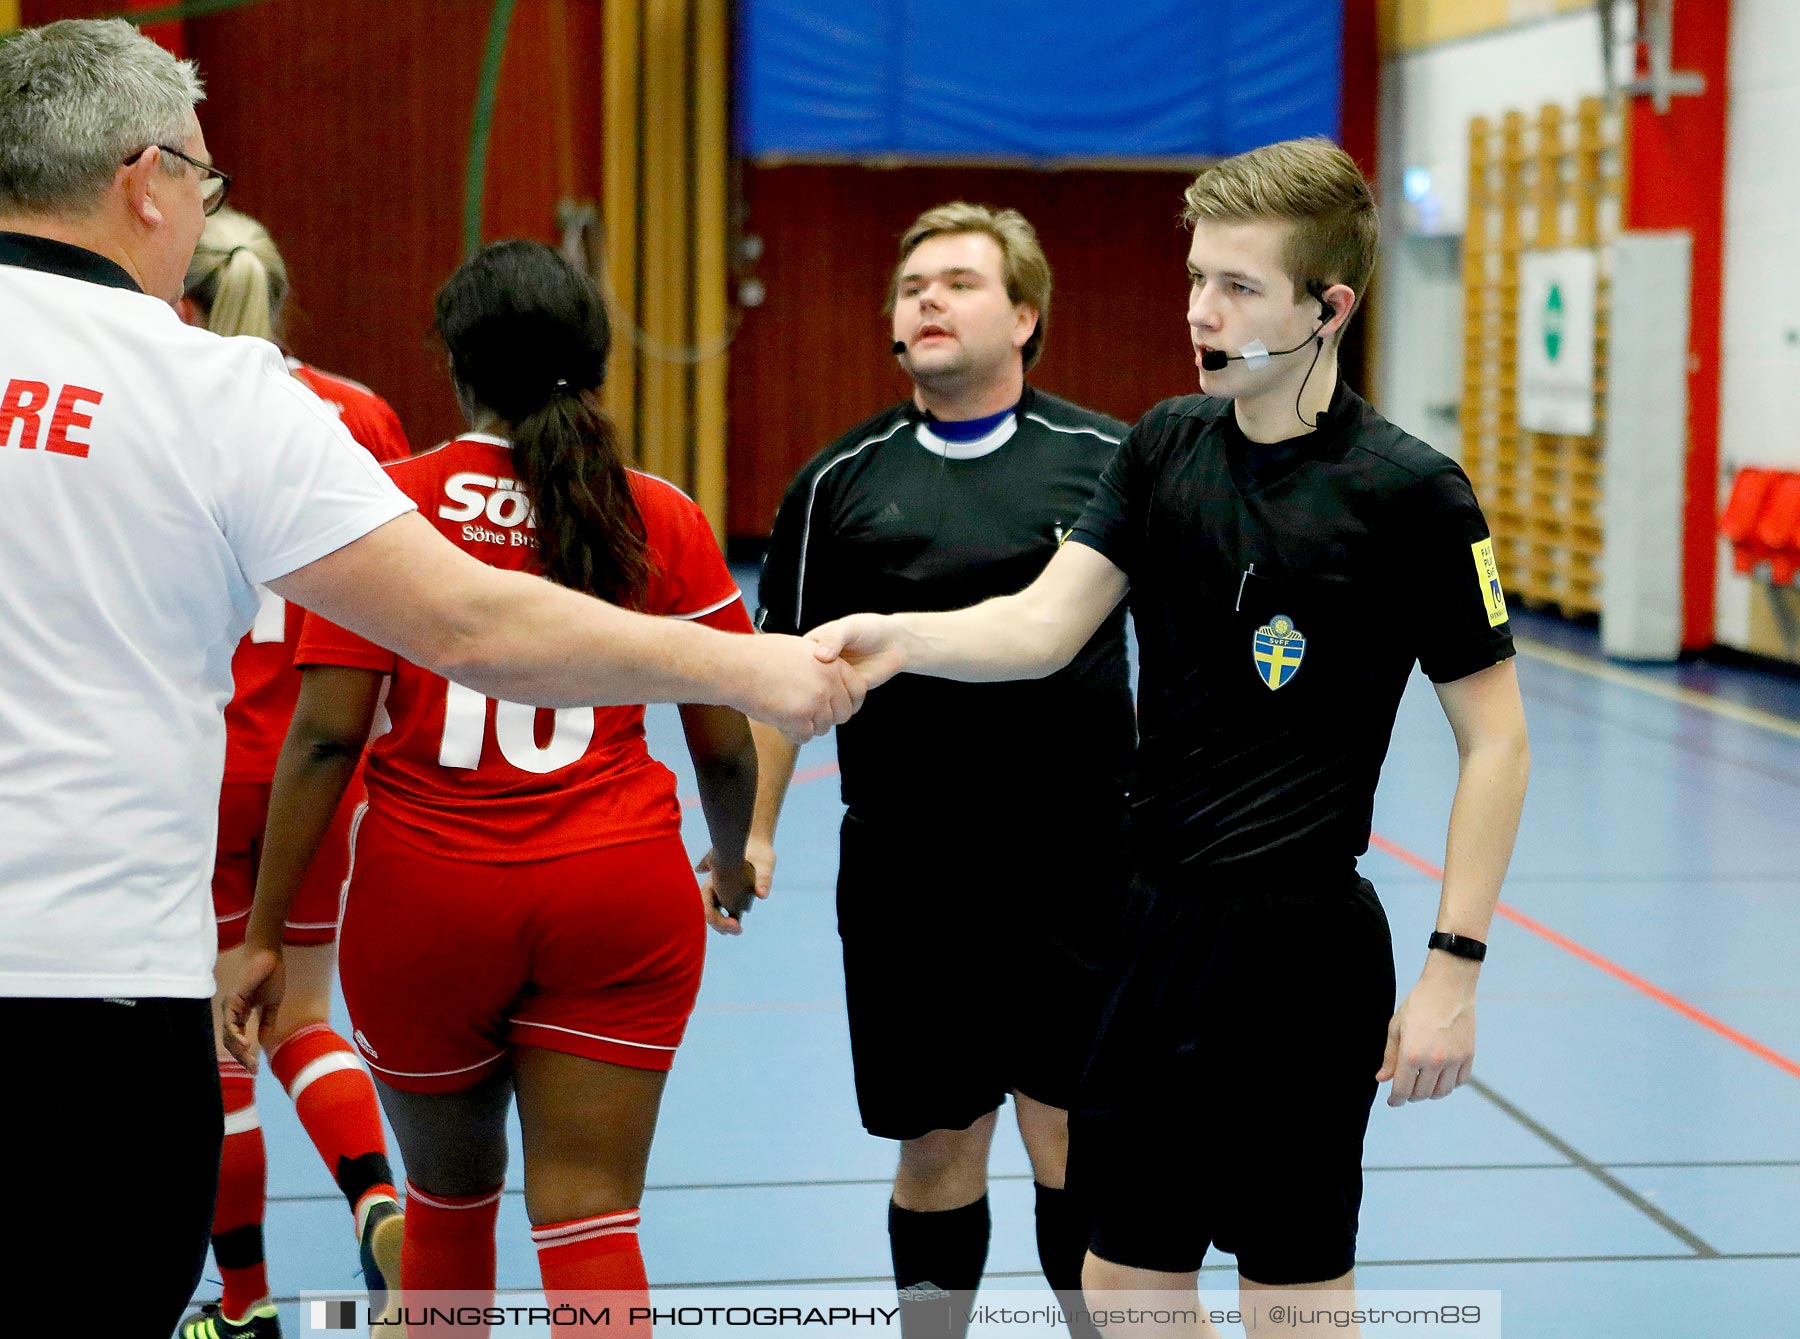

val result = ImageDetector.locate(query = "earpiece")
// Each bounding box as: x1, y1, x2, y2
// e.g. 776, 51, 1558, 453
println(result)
1308, 283, 1333, 335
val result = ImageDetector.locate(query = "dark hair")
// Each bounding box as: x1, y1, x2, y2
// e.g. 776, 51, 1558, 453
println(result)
434, 240, 649, 608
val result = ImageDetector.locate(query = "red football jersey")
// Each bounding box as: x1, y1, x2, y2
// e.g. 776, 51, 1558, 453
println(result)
295, 433, 751, 860
290, 360, 413, 466
221, 363, 413, 783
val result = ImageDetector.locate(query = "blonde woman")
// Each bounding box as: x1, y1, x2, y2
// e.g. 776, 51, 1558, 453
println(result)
176, 208, 411, 1339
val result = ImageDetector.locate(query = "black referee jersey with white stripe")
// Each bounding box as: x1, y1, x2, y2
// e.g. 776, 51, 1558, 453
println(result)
758, 386, 1136, 817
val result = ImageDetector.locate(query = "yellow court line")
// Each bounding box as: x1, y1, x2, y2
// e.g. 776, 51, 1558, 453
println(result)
1514, 636, 1800, 744
1, 1, 19, 33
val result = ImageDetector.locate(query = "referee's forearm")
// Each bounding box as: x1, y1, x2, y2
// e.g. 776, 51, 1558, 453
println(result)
896, 593, 1066, 682
1434, 737, 1529, 943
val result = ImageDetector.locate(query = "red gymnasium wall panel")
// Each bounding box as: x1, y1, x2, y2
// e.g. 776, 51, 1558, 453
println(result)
20, 4, 1374, 545
21, 0, 607, 452
726, 162, 1372, 542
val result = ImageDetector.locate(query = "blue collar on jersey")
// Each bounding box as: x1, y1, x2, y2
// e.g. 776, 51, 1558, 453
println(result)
920, 401, 1020, 443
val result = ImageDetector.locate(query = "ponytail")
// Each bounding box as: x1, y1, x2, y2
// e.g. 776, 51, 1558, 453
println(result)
183, 207, 289, 342
435, 239, 651, 608
509, 387, 650, 609
197, 246, 276, 340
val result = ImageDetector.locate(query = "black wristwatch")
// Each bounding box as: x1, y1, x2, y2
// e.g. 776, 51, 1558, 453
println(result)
1427, 931, 1487, 962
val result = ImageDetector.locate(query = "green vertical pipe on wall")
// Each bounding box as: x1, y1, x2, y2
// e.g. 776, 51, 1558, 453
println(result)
464, 0, 518, 257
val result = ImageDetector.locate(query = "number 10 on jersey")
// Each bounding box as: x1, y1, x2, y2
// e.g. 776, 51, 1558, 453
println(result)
438, 679, 594, 775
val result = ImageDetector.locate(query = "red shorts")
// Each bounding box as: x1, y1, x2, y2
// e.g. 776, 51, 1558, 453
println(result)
213, 775, 366, 949
337, 809, 706, 1094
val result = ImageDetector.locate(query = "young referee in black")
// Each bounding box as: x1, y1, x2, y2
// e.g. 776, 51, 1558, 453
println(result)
807, 141, 1531, 1339
735, 202, 1135, 1338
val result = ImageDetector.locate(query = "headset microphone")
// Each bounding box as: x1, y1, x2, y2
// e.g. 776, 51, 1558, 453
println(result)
892, 339, 907, 355
1199, 299, 1334, 372
1203, 293, 1340, 429
1200, 335, 1304, 372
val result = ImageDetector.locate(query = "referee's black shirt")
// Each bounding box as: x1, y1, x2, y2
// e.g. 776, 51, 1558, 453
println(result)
1070, 379, 1515, 878
758, 387, 1136, 817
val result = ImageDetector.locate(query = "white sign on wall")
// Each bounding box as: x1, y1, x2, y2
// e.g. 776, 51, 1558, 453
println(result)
1517, 247, 1598, 435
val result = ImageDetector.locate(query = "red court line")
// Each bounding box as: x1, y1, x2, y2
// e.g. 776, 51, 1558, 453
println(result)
684, 764, 1800, 1081
678, 761, 838, 807
1368, 832, 1800, 1082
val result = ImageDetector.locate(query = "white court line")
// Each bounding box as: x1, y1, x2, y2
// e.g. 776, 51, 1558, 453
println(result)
1514, 635, 1800, 744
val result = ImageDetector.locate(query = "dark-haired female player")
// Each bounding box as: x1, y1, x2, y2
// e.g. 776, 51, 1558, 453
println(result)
228, 240, 758, 1331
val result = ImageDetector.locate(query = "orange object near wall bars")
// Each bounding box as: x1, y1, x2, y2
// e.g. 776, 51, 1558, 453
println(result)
1721, 469, 1800, 586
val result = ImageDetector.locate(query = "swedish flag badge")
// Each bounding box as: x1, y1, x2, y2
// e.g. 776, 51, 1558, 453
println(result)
1252, 614, 1306, 690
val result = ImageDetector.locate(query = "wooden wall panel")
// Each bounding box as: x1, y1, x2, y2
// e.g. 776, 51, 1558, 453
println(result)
183, 2, 481, 449
481, 2, 607, 246
20, 0, 185, 52
1460, 98, 1621, 617
727, 162, 1373, 542
727, 165, 1185, 542
21, 0, 121, 20
24, 0, 606, 453
1341, 0, 1382, 400
21, 2, 1376, 549
1381, 0, 1591, 55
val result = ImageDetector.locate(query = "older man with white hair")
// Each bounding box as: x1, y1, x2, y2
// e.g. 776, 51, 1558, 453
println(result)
0, 19, 862, 1329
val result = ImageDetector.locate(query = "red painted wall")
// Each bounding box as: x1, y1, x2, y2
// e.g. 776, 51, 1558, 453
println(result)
20, 0, 184, 54
20, 0, 606, 452
20, 0, 1378, 545
1340, 0, 1380, 183
724, 164, 1208, 540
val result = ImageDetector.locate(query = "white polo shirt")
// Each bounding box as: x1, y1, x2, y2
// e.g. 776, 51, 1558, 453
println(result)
0, 233, 415, 998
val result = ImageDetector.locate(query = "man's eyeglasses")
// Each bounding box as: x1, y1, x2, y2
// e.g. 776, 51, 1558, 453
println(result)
123, 144, 232, 216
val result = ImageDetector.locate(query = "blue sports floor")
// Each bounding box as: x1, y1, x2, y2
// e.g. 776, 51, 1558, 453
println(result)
214, 606, 1800, 1337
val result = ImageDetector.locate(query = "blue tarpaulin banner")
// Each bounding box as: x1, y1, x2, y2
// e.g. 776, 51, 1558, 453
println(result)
738, 1, 1343, 159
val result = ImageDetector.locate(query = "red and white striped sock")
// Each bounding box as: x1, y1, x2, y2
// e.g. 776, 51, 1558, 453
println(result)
213, 1058, 270, 1321
532, 1208, 650, 1335
401, 1181, 504, 1337
269, 1023, 397, 1227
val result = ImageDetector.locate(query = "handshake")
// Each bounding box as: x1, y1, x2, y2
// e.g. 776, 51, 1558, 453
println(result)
736, 614, 905, 741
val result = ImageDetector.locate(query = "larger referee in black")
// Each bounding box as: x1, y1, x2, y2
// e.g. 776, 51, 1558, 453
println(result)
747, 202, 1134, 1338
809, 142, 1532, 1339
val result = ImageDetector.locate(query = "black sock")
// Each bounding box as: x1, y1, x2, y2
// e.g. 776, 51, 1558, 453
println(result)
888, 1196, 990, 1339
1034, 1182, 1100, 1339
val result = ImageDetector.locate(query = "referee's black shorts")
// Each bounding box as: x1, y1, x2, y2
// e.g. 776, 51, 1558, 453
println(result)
836, 802, 1129, 1141
1068, 865, 1395, 1285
